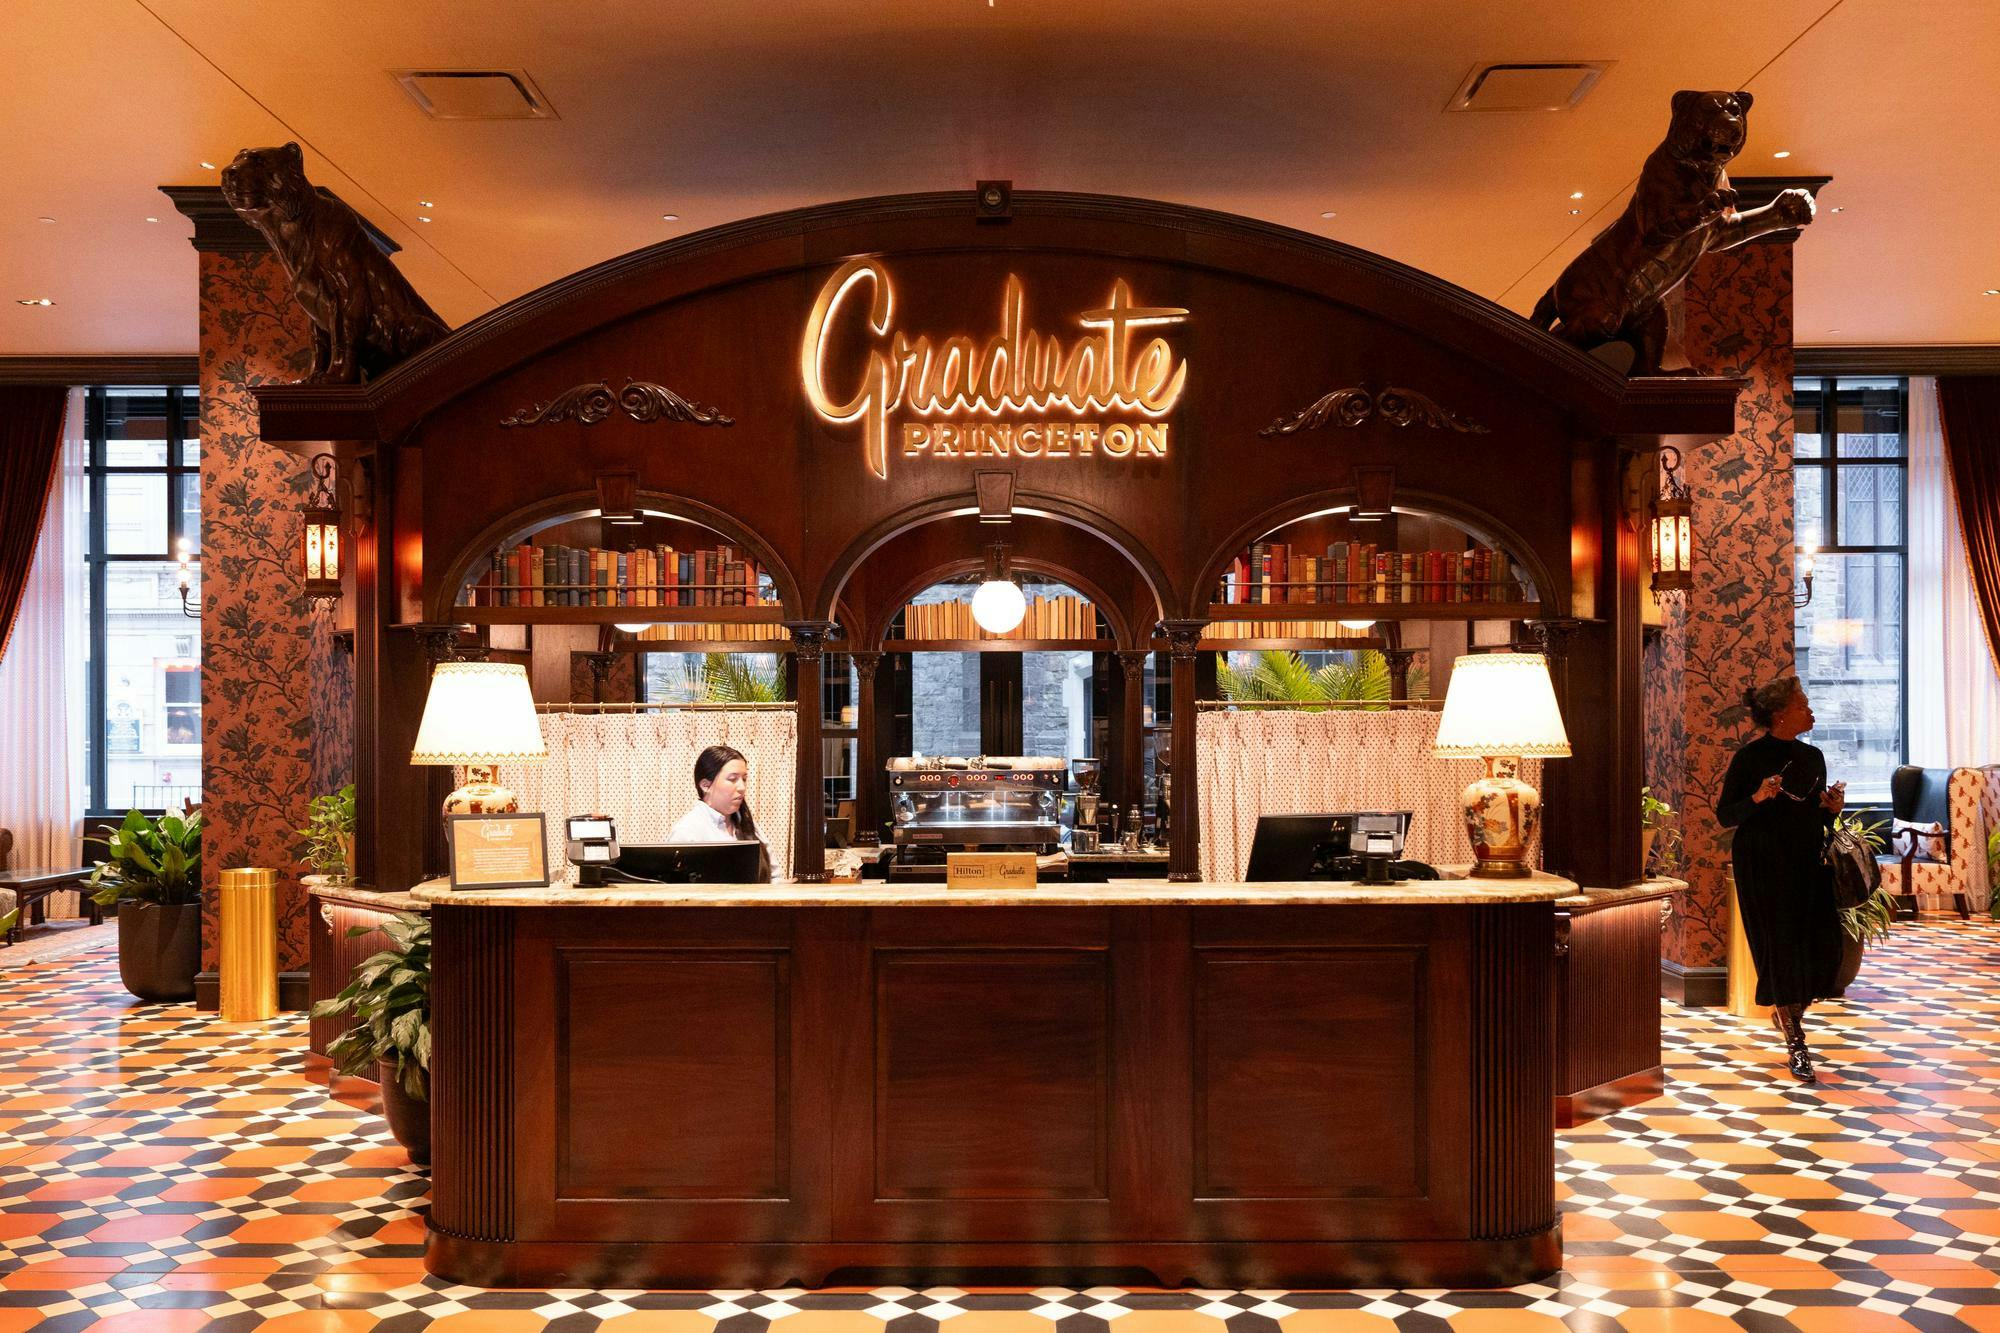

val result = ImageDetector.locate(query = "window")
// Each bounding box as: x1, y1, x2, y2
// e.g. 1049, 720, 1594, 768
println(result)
84, 386, 203, 815
1791, 376, 1906, 802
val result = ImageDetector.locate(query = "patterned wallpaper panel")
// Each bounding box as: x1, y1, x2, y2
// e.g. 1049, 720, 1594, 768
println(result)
1663, 244, 1800, 972
198, 250, 327, 976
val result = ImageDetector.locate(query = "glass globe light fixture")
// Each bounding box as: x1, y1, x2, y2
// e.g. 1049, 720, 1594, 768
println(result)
971, 543, 1029, 635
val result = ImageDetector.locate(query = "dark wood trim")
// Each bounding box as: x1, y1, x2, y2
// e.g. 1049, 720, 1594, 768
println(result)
163, 183, 401, 257
0, 357, 198, 386
1795, 345, 2000, 377
1556, 1068, 1665, 1130
195, 970, 310, 1012
1659, 960, 1727, 1007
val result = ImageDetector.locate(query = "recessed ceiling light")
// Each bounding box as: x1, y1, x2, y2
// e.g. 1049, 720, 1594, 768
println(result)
1568, 191, 1584, 200
419, 199, 435, 207
661, 213, 679, 222
36, 216, 54, 224
1772, 150, 1792, 159
200, 161, 215, 170
1830, 206, 1844, 213
1984, 289, 2000, 297
1319, 210, 1337, 219
16, 298, 53, 306
1827, 328, 1841, 334
417, 215, 432, 223
144, 215, 158, 223
1568, 208, 1580, 215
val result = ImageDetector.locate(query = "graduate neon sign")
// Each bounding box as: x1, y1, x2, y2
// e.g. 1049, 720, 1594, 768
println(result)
802, 258, 1189, 480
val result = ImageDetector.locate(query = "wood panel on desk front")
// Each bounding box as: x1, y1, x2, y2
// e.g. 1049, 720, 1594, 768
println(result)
426, 902, 1558, 1289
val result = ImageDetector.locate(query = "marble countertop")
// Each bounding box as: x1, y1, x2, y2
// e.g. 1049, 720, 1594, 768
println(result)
1554, 877, 1686, 911
411, 869, 1578, 909
303, 877, 427, 913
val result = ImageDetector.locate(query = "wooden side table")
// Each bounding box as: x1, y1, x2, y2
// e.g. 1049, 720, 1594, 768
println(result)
0, 869, 100, 945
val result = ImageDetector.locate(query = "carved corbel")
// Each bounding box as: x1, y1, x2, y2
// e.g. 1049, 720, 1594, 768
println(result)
1261, 382, 1489, 437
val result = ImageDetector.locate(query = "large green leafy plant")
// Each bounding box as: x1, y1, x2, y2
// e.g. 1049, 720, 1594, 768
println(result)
298, 784, 357, 883
311, 913, 431, 1100
86, 808, 203, 909
679, 653, 788, 703
1216, 649, 1422, 710
1833, 811, 1897, 945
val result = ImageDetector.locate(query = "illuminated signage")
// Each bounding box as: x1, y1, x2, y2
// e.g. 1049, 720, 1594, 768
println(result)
802, 258, 1188, 479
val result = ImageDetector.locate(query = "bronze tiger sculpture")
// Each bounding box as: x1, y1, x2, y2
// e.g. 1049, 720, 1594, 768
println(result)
1530, 90, 1815, 374
220, 143, 449, 384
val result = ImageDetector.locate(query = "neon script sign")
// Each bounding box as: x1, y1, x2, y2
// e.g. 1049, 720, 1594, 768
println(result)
802, 258, 1189, 479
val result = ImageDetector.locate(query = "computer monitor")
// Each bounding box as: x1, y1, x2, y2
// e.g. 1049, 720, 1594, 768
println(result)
1242, 812, 1414, 881
613, 841, 765, 884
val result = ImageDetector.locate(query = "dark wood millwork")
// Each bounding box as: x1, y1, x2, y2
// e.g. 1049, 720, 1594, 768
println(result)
1115, 650, 1149, 817
786, 622, 837, 881
1555, 888, 1675, 1126
850, 651, 884, 845
1795, 344, 2000, 376
425, 898, 1558, 1289
0, 356, 199, 386
1161, 622, 1205, 882
306, 890, 416, 1056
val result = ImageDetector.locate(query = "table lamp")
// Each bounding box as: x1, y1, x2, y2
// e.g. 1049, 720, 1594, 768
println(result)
410, 661, 546, 816
1431, 652, 1571, 878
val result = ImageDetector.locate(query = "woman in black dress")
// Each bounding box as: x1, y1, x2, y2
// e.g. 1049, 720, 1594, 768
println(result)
1716, 676, 1846, 1083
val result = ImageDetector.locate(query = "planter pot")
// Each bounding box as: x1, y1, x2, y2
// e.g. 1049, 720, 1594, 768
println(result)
116, 901, 201, 1003
1642, 828, 1657, 873
1832, 932, 1865, 996
377, 1060, 431, 1166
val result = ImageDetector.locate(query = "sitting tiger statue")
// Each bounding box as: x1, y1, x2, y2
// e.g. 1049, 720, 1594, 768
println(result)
220, 143, 449, 384
1530, 90, 1815, 374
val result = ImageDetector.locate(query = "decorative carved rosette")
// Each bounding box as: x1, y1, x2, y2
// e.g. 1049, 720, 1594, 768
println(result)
501, 379, 734, 428
1261, 382, 1490, 437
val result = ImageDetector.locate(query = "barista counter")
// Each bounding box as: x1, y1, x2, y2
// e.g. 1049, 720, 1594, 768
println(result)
410, 874, 1574, 1290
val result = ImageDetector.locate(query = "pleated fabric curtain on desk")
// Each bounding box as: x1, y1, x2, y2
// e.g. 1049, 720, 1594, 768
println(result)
1195, 706, 1542, 882
461, 706, 799, 883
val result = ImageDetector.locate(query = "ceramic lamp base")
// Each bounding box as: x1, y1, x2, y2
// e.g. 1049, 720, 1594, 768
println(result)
446, 764, 518, 816
1460, 755, 1540, 879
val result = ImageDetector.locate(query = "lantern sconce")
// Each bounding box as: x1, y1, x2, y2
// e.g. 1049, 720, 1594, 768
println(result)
1793, 544, 1817, 608
1648, 446, 1694, 595
301, 453, 343, 605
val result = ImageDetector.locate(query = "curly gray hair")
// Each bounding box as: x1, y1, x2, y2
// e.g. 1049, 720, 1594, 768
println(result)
1741, 676, 1802, 729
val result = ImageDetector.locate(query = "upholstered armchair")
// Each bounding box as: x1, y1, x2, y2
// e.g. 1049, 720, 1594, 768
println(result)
1882, 765, 1995, 918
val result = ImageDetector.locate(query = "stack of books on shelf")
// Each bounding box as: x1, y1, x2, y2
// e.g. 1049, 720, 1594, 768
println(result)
899, 594, 1098, 641
630, 622, 792, 644
1203, 619, 1377, 642
1217, 541, 1522, 605
464, 542, 778, 608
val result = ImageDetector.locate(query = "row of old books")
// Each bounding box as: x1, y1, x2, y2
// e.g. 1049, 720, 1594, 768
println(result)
629, 622, 792, 643
1204, 619, 1377, 641
899, 595, 1098, 641
1218, 542, 1521, 605
467, 543, 777, 608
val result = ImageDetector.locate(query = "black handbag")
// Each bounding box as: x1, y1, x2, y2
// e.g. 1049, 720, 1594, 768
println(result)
1823, 824, 1882, 909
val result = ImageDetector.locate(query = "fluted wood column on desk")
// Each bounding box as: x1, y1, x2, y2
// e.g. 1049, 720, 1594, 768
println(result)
787, 621, 836, 882
1163, 621, 1206, 882
1117, 649, 1149, 819
851, 650, 883, 846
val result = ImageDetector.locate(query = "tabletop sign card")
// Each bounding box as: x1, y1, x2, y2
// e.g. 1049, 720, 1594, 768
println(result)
945, 852, 1038, 890
446, 813, 550, 891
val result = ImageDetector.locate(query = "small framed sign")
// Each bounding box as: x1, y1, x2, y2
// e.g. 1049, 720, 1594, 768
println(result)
446, 813, 551, 891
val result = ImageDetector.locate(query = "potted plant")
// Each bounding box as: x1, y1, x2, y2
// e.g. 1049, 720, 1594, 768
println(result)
311, 912, 431, 1165
1832, 811, 1894, 993
1640, 786, 1682, 874
87, 808, 203, 1003
298, 784, 357, 885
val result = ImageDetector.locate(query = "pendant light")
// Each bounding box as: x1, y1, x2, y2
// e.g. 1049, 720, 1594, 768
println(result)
971, 543, 1028, 635
1649, 446, 1694, 595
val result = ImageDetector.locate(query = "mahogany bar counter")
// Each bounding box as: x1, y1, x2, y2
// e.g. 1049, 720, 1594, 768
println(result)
413, 877, 1571, 1290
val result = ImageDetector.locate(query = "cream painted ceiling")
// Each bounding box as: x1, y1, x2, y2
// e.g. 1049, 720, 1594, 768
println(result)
3, 0, 1997, 356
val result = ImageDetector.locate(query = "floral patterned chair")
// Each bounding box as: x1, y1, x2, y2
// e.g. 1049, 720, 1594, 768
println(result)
1883, 765, 1994, 918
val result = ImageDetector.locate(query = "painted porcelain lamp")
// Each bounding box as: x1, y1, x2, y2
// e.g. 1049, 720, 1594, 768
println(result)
1432, 652, 1571, 879
410, 661, 547, 817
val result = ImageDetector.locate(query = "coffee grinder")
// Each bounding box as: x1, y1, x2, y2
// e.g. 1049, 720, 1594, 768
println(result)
1068, 757, 1103, 852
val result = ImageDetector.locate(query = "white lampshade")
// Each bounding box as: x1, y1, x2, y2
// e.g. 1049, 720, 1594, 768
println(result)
971, 579, 1028, 634
1432, 652, 1572, 758
410, 661, 547, 765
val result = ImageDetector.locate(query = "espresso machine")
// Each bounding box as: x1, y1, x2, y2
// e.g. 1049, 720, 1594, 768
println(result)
1067, 756, 1104, 852
886, 756, 1066, 875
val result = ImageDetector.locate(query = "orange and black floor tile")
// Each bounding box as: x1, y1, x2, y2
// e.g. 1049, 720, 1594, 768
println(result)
0, 920, 1996, 1330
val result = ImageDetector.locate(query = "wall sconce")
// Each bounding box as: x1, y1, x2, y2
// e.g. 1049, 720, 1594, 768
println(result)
1793, 544, 1817, 607
1649, 446, 1693, 595
177, 537, 202, 619
300, 454, 342, 604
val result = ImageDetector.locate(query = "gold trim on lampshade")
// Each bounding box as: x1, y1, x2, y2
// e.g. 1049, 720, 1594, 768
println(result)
1431, 652, 1573, 758
218, 867, 278, 1023
410, 661, 547, 766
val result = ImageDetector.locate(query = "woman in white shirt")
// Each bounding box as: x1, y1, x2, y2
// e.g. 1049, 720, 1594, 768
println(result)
668, 744, 774, 881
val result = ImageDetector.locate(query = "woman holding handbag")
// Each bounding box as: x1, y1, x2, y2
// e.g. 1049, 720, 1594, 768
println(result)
1716, 675, 1846, 1083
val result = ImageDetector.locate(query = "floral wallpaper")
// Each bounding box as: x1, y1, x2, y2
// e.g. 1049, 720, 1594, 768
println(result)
198, 250, 320, 976
309, 602, 355, 801
1659, 244, 1799, 973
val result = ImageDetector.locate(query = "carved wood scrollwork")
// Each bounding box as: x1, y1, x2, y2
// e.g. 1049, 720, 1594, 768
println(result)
500, 379, 735, 428
1260, 382, 1489, 437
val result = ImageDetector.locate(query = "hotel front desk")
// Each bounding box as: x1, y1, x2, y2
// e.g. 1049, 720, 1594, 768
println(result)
411, 875, 1575, 1291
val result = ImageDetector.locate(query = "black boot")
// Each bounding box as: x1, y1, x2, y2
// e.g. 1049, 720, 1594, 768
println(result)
1774, 1005, 1815, 1084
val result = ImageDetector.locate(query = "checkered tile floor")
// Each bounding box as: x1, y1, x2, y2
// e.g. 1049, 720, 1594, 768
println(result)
1, 921, 1997, 1331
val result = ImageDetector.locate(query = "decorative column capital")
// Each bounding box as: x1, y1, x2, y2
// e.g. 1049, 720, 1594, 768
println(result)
1381, 647, 1421, 701
1525, 618, 1585, 662
1116, 649, 1150, 682
1160, 620, 1208, 658
849, 648, 883, 681
784, 619, 839, 663
400, 622, 473, 666
580, 650, 617, 704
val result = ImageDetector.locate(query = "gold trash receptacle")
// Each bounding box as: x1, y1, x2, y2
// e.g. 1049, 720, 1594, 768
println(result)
1727, 876, 1773, 1024
219, 867, 279, 1022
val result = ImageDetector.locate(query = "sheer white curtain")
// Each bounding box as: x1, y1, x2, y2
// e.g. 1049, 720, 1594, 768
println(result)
1907, 377, 2000, 768
0, 389, 88, 900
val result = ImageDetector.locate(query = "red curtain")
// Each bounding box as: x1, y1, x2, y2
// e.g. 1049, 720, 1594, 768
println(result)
1937, 375, 2000, 669
0, 386, 69, 664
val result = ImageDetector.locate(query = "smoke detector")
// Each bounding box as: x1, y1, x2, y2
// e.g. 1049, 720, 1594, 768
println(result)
1447, 62, 1610, 112
393, 70, 558, 120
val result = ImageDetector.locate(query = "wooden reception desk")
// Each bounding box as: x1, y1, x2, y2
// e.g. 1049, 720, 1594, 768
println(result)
411, 877, 1574, 1290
